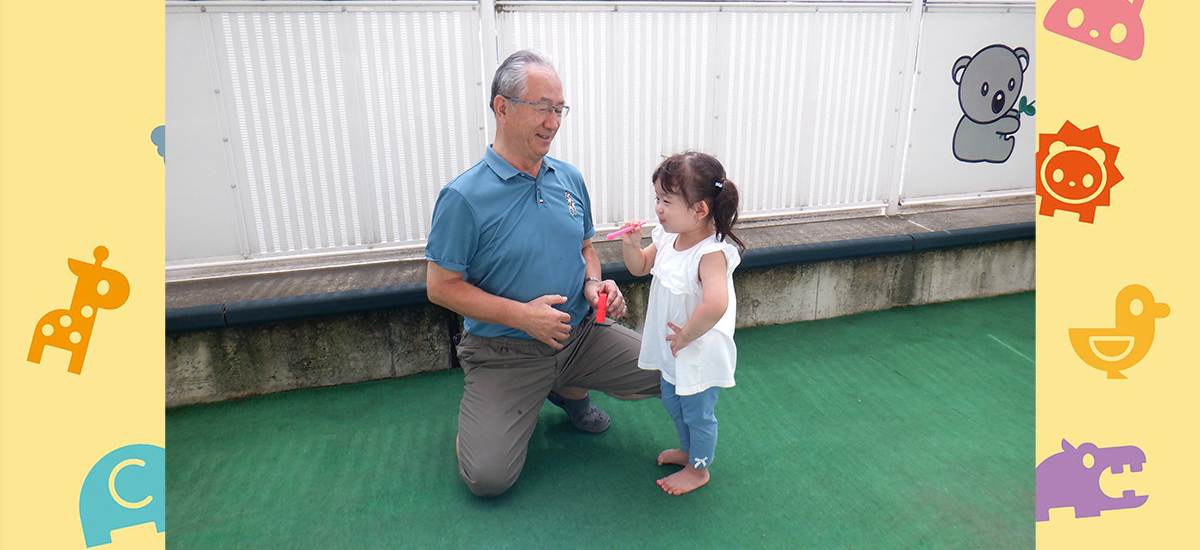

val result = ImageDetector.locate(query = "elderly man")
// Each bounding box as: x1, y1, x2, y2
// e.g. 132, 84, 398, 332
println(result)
425, 50, 660, 497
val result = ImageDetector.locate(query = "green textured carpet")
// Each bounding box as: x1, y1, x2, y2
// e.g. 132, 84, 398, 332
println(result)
166, 292, 1034, 549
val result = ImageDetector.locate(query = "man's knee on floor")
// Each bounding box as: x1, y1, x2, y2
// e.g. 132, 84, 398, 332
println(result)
459, 459, 519, 498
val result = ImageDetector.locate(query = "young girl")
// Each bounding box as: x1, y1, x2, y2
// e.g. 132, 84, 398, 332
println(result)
619, 151, 745, 495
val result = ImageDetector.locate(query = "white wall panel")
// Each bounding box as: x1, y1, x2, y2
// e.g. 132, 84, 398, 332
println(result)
902, 7, 1036, 201
166, 1, 1033, 271
166, 2, 485, 269
167, 11, 247, 263
216, 10, 366, 255
500, 7, 716, 227
355, 9, 478, 245
498, 3, 908, 227
722, 9, 905, 215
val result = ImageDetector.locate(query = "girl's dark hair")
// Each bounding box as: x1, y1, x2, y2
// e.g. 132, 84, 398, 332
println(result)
652, 151, 745, 252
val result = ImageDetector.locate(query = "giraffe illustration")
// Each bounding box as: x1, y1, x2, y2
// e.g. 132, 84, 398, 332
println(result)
28, 246, 129, 374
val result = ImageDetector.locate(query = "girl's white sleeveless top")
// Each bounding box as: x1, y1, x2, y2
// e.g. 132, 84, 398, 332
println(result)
637, 225, 740, 396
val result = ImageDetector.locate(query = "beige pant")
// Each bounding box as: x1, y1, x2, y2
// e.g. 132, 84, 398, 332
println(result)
454, 316, 661, 497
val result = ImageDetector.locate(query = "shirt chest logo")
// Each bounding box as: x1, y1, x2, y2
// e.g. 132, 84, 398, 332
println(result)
565, 192, 577, 217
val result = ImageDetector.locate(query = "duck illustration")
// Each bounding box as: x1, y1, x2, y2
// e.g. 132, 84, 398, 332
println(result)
1069, 285, 1169, 379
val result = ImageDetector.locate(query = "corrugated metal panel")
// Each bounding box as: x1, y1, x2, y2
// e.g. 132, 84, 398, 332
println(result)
167, 2, 1031, 271
210, 5, 481, 259
501, 8, 716, 226
356, 9, 476, 245
721, 10, 905, 214
218, 11, 364, 255
608, 10, 712, 224
721, 10, 814, 214
801, 11, 902, 209
500, 5, 906, 224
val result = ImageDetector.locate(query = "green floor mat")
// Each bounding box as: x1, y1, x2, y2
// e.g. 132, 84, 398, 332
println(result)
167, 292, 1034, 549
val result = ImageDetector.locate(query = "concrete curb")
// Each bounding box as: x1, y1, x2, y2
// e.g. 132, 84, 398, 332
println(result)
166, 222, 1033, 334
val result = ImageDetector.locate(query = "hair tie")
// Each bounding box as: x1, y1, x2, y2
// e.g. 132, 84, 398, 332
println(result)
714, 180, 723, 188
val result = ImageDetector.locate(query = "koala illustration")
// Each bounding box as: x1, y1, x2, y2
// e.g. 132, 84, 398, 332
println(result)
952, 44, 1030, 163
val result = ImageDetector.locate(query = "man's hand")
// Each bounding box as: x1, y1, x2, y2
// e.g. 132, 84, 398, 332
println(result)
581, 238, 627, 320
585, 279, 628, 320
521, 295, 572, 350
428, 262, 574, 349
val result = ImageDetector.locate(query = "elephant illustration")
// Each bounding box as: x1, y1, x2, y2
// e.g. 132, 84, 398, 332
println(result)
79, 444, 165, 547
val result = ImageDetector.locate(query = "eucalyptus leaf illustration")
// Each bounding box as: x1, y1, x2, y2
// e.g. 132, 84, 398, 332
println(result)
1018, 96, 1036, 116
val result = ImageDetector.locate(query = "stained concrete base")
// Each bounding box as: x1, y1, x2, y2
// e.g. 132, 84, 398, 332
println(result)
167, 306, 451, 407
166, 239, 1033, 407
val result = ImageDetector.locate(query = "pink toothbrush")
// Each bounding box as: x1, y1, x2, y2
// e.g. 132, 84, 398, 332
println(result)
606, 222, 648, 240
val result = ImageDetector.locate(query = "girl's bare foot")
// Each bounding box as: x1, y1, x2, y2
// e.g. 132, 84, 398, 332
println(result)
657, 449, 688, 466
657, 464, 710, 495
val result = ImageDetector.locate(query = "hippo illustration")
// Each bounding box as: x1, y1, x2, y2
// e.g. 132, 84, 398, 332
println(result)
1035, 439, 1147, 521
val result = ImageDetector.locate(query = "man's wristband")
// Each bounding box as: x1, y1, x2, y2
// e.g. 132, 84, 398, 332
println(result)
584, 277, 602, 286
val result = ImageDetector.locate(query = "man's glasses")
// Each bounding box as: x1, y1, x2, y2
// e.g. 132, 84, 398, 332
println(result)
504, 96, 570, 118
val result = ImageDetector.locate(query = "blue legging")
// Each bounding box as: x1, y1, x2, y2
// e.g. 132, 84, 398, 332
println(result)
661, 378, 721, 469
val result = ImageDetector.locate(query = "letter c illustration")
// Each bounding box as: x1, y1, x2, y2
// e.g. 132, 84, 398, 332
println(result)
109, 459, 151, 509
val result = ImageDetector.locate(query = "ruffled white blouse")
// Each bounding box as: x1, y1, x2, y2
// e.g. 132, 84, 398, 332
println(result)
637, 225, 740, 395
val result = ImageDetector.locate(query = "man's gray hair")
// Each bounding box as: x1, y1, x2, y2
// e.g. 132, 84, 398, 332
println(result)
490, 49, 556, 113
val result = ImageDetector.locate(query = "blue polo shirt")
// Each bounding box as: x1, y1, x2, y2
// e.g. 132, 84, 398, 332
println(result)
426, 146, 595, 339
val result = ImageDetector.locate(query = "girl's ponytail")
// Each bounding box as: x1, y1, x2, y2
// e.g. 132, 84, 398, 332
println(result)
712, 177, 745, 253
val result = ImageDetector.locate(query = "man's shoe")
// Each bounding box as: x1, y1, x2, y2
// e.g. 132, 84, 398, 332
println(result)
547, 392, 610, 433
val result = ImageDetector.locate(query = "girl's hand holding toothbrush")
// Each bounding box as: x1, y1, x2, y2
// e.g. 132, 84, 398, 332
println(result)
611, 220, 647, 245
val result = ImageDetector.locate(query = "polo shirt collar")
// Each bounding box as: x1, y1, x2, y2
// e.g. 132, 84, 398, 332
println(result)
484, 145, 556, 181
